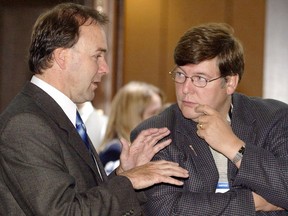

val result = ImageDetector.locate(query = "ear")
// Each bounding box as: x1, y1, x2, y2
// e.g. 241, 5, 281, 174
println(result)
53, 48, 67, 70
225, 74, 239, 95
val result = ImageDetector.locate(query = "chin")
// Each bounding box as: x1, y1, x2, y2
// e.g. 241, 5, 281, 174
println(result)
180, 106, 199, 122
86, 92, 95, 101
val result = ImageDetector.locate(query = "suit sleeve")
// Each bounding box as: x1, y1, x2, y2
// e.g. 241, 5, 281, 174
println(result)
0, 113, 143, 216
233, 109, 288, 210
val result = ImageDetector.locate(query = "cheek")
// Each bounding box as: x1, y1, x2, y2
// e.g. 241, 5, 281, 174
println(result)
175, 85, 183, 98
81, 63, 98, 81
202, 89, 227, 109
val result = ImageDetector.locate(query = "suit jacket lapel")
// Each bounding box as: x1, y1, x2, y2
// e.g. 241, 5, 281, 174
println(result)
231, 93, 256, 144
23, 82, 105, 181
174, 106, 219, 190
89, 139, 108, 181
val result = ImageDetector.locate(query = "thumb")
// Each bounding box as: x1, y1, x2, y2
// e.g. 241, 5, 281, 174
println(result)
118, 137, 131, 173
120, 137, 130, 153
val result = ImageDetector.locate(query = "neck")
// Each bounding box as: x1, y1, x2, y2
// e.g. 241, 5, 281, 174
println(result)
219, 95, 233, 119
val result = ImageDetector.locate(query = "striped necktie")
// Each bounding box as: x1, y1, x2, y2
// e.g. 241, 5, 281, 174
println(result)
76, 111, 90, 150
76, 110, 103, 180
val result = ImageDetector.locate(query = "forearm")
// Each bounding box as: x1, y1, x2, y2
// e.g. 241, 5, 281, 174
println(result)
143, 186, 255, 216
233, 144, 288, 210
109, 169, 147, 205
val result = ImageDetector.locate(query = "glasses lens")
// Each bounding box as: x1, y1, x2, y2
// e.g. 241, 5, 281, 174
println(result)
191, 76, 207, 87
172, 71, 186, 83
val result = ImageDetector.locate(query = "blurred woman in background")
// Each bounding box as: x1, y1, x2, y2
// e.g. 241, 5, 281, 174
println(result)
98, 81, 165, 174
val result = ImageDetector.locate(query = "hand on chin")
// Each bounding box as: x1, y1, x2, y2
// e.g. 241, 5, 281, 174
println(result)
181, 106, 201, 122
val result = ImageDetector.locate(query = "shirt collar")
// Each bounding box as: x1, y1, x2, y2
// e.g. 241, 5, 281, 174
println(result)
31, 75, 77, 127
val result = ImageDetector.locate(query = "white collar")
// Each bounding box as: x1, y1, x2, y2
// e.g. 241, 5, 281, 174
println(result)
31, 75, 77, 127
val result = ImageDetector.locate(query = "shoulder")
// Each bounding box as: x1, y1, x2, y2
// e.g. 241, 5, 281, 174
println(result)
131, 103, 180, 141
138, 104, 178, 128
233, 93, 288, 121
0, 83, 73, 139
0, 85, 41, 130
234, 93, 288, 112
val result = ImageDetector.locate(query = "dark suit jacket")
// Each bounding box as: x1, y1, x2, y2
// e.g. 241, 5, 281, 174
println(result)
0, 82, 145, 216
131, 93, 288, 216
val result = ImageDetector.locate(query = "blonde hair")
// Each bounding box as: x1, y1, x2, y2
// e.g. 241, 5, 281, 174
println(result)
98, 81, 164, 152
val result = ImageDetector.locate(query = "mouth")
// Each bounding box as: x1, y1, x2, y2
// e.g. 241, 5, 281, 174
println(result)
182, 100, 198, 108
92, 81, 98, 89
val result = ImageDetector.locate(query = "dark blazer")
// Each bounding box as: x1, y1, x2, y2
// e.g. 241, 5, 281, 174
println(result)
131, 93, 288, 216
0, 82, 145, 216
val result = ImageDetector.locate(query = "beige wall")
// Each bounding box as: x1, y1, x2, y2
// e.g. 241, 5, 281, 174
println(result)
123, 0, 265, 103
0, 0, 266, 112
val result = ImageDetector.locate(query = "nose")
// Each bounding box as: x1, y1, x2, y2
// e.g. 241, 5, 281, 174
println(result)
182, 78, 196, 94
98, 59, 109, 75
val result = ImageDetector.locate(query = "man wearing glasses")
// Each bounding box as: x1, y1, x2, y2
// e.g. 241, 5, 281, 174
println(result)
131, 23, 288, 215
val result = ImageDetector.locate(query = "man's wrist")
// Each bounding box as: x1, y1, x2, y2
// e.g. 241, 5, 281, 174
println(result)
232, 145, 246, 164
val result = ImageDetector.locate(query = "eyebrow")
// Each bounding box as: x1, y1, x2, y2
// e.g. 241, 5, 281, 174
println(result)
97, 48, 107, 53
178, 66, 210, 77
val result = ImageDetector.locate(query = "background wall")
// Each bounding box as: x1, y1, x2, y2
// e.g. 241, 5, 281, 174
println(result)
122, 0, 265, 104
1, 0, 286, 114
263, 0, 288, 104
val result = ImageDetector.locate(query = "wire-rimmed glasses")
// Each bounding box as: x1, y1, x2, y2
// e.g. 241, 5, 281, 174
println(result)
169, 66, 223, 88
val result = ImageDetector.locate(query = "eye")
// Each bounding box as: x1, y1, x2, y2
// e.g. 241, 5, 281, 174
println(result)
175, 71, 185, 78
96, 54, 103, 59
94, 51, 106, 60
193, 75, 207, 83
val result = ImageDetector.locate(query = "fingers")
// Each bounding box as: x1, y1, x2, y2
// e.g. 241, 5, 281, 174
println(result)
136, 129, 172, 161
195, 104, 220, 125
139, 127, 170, 137
151, 160, 189, 178
121, 160, 189, 189
132, 127, 170, 147
120, 137, 129, 151
148, 160, 190, 186
195, 104, 214, 116
159, 176, 185, 186
119, 128, 171, 172
152, 139, 171, 154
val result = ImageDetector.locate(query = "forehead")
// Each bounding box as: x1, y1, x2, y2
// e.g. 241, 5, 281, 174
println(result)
180, 57, 219, 75
77, 22, 107, 51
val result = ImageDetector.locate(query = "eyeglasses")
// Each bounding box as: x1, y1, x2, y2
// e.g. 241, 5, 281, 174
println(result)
169, 66, 223, 88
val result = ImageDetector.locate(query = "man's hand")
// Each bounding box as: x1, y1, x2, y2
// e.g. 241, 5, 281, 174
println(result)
195, 105, 243, 162
119, 160, 189, 189
117, 127, 171, 174
253, 192, 283, 211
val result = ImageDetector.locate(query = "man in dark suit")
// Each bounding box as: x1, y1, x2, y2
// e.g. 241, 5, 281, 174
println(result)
0, 3, 189, 215
131, 23, 288, 215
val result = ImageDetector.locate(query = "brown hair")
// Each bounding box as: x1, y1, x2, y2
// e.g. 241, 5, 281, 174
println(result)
29, 3, 108, 74
174, 23, 244, 81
